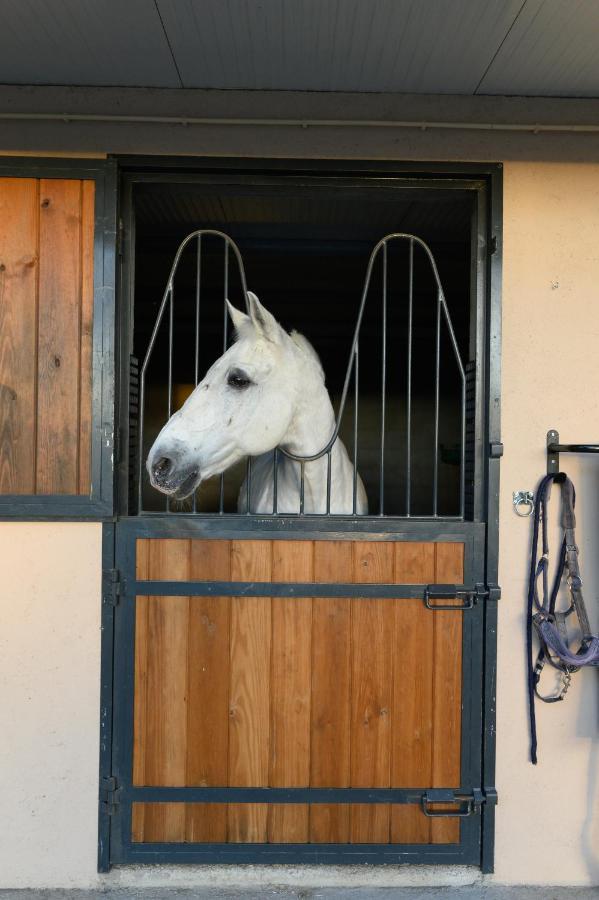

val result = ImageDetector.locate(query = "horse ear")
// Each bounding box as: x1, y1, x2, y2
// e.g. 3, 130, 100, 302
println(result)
247, 291, 284, 344
225, 299, 250, 334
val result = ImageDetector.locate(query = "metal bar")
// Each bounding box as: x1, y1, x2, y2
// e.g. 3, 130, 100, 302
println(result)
433, 291, 441, 517
460, 376, 466, 519
299, 461, 305, 515
326, 450, 332, 515
273, 449, 279, 515
166, 284, 174, 514
131, 511, 468, 528
194, 235, 202, 387
379, 241, 387, 515
481, 165, 503, 876
127, 786, 454, 804
245, 457, 252, 514
547, 428, 599, 475
132, 579, 475, 599
406, 238, 413, 516
219, 240, 230, 514
193, 235, 202, 514
353, 344, 359, 515
119, 844, 473, 866
549, 443, 599, 453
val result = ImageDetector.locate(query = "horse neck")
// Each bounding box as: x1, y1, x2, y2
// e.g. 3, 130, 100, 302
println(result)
278, 367, 351, 511
280, 367, 336, 460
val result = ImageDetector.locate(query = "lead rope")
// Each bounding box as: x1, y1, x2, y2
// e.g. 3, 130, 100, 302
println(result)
527, 473, 599, 764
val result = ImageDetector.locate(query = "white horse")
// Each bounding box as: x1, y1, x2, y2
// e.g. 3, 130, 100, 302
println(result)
147, 292, 368, 514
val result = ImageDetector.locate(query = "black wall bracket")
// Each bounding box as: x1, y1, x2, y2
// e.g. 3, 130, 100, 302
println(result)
547, 429, 599, 474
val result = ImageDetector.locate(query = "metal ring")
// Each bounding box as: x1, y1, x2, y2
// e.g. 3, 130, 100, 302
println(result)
513, 491, 534, 517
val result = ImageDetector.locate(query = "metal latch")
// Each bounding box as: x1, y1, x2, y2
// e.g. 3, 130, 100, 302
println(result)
101, 776, 121, 815
423, 583, 500, 610
421, 788, 497, 818
103, 569, 121, 607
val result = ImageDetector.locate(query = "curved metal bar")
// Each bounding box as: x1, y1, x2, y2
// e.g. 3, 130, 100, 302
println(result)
278, 232, 466, 464
137, 230, 250, 511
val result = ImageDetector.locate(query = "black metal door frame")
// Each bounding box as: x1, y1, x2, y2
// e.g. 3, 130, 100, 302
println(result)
100, 159, 502, 873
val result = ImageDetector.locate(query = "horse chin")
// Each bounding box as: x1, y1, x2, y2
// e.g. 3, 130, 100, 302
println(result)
171, 470, 202, 500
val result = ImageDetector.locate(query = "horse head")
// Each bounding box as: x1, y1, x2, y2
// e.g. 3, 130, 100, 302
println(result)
147, 292, 305, 500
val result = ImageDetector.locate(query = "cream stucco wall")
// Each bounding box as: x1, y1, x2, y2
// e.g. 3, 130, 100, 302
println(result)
1, 161, 598, 889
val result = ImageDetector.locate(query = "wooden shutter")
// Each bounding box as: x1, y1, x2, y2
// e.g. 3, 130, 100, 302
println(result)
0, 162, 115, 515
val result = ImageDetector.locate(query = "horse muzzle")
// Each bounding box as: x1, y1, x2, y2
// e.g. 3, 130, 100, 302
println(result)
148, 453, 201, 499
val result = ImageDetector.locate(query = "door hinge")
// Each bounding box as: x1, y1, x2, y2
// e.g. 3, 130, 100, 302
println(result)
490, 441, 504, 458
422, 787, 498, 817
101, 776, 121, 815
424, 583, 501, 609
103, 569, 121, 607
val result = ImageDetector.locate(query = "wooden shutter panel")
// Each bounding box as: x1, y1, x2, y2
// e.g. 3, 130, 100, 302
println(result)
0, 176, 95, 498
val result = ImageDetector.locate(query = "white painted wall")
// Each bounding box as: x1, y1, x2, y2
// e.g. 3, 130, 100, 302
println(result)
0, 161, 598, 889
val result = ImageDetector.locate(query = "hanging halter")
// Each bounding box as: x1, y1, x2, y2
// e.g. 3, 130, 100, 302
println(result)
527, 473, 599, 764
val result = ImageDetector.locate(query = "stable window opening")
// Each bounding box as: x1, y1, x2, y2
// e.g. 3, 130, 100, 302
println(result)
127, 176, 478, 519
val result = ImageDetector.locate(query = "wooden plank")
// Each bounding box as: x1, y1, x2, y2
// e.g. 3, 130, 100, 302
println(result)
141, 539, 190, 842
390, 543, 435, 844
268, 540, 313, 843
185, 540, 231, 842
0, 178, 38, 494
131, 538, 150, 842
431, 542, 464, 844
77, 180, 94, 495
310, 541, 352, 843
36, 179, 82, 494
350, 542, 395, 843
228, 540, 272, 842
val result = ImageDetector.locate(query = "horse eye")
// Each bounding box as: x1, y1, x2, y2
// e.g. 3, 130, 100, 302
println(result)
227, 370, 252, 389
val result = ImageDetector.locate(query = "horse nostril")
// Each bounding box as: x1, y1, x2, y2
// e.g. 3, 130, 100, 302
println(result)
153, 456, 173, 480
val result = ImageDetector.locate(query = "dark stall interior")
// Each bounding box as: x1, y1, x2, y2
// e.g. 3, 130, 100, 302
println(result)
131, 177, 475, 516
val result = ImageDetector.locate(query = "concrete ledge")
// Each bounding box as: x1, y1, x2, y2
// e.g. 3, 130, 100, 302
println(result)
1, 886, 598, 899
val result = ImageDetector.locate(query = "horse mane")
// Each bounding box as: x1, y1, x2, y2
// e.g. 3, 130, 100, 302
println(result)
290, 330, 325, 382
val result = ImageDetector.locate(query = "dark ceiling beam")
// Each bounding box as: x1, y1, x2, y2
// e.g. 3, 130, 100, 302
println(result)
2, 85, 599, 161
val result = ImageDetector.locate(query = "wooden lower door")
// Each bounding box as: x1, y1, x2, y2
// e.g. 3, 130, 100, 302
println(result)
111, 530, 484, 865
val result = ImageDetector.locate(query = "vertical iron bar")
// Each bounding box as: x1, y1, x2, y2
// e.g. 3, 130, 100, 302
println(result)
219, 240, 229, 514
353, 344, 359, 515
326, 449, 332, 514
299, 461, 305, 515
406, 238, 413, 516
273, 449, 279, 515
222, 239, 229, 351
460, 378, 466, 519
137, 363, 146, 513
433, 291, 441, 517
194, 235, 202, 387
380, 241, 387, 515
246, 456, 252, 515
166, 284, 174, 514
193, 235, 202, 513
